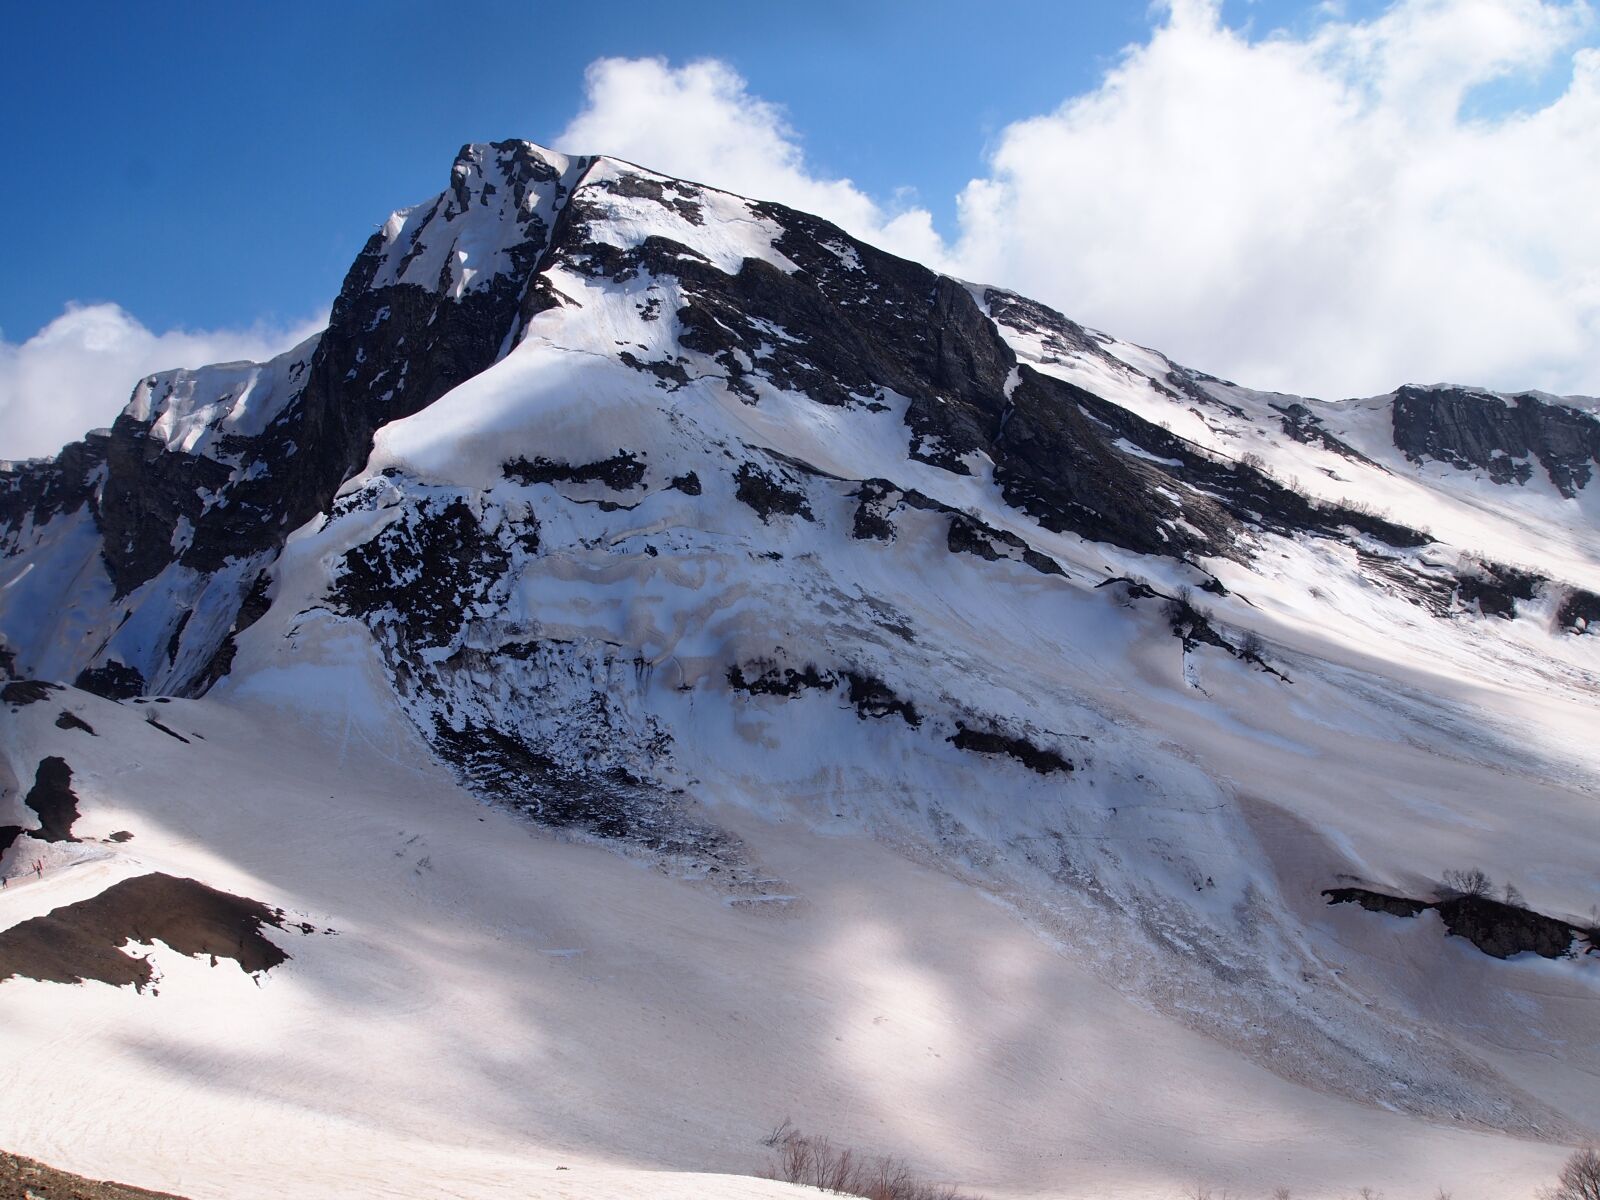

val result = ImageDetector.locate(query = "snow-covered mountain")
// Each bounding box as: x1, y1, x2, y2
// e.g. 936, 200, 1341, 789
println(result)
2, 140, 1597, 1200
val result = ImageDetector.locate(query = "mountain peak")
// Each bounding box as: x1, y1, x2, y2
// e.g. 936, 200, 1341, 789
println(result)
3, 131, 1600, 1200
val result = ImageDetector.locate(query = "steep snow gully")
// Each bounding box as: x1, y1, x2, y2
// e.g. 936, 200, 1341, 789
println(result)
2, 141, 1598, 1200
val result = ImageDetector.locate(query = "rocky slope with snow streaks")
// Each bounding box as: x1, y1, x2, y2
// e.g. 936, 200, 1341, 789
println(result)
1, 140, 1598, 1200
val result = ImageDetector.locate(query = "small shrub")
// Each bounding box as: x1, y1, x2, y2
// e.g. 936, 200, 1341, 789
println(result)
1544, 1146, 1600, 1200
1440, 867, 1494, 898
762, 1124, 983, 1200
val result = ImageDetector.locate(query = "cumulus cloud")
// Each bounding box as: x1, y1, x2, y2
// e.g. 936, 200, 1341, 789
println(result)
556, 1, 1600, 399
556, 56, 948, 267
951, 0, 1600, 397
0, 304, 325, 461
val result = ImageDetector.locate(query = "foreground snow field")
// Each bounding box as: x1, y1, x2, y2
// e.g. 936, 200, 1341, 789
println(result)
2, 142, 1597, 1199
1, 685, 1588, 1200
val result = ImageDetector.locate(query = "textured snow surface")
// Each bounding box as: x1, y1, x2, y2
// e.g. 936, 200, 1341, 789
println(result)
125, 334, 321, 457
1, 141, 1598, 1200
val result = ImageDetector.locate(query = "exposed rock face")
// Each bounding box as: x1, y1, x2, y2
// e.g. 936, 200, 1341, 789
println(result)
1455, 560, 1542, 619
0, 142, 589, 696
1272, 402, 1377, 464
329, 495, 515, 651
1323, 887, 1431, 919
1557, 586, 1600, 633
948, 724, 1073, 774
1391, 385, 1600, 496
19, 139, 1585, 707
0, 756, 81, 852
1434, 894, 1579, 960
1324, 887, 1583, 960
1, 680, 57, 706
0, 433, 109, 542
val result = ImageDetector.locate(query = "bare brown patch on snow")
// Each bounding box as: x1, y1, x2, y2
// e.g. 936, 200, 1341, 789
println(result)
0, 872, 292, 991
0, 1149, 188, 1199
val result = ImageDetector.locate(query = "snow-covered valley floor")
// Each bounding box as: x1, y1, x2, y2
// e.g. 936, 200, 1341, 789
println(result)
0, 677, 1591, 1200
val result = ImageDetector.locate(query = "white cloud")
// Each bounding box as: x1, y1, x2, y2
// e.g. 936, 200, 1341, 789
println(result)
554, 2, 1600, 399
556, 57, 948, 268
950, 0, 1600, 397
0, 304, 325, 461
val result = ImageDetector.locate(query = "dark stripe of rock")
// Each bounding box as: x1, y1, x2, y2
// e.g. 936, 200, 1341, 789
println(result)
949, 724, 1073, 774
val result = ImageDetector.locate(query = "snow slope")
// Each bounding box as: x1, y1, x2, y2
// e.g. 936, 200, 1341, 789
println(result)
1, 141, 1597, 1199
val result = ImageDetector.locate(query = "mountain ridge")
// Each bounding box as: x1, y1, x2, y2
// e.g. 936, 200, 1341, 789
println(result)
1, 137, 1598, 1200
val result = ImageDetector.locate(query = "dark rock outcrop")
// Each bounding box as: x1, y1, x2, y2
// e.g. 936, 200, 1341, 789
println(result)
728, 662, 837, 696
330, 497, 510, 651
843, 672, 920, 727
1455, 561, 1542, 619
1556, 586, 1600, 634
504, 451, 647, 490
73, 661, 146, 700
1323, 887, 1430, 919
1434, 894, 1579, 960
1324, 886, 1583, 960
2, 757, 82, 853
0, 142, 586, 696
1273, 402, 1379, 465
1391, 386, 1600, 497
430, 718, 733, 861
1, 680, 57, 706
948, 724, 1072, 774
733, 463, 813, 523
54, 710, 97, 735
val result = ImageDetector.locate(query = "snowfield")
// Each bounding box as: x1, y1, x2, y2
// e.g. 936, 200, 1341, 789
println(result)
1, 141, 1597, 1200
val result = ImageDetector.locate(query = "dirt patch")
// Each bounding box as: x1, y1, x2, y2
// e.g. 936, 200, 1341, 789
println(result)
0, 1149, 188, 1199
54, 710, 97, 735
0, 872, 292, 992
2, 680, 58, 707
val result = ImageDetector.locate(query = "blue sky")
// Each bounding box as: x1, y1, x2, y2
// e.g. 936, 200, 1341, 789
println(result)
3, 0, 1597, 458
2, 0, 1396, 337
